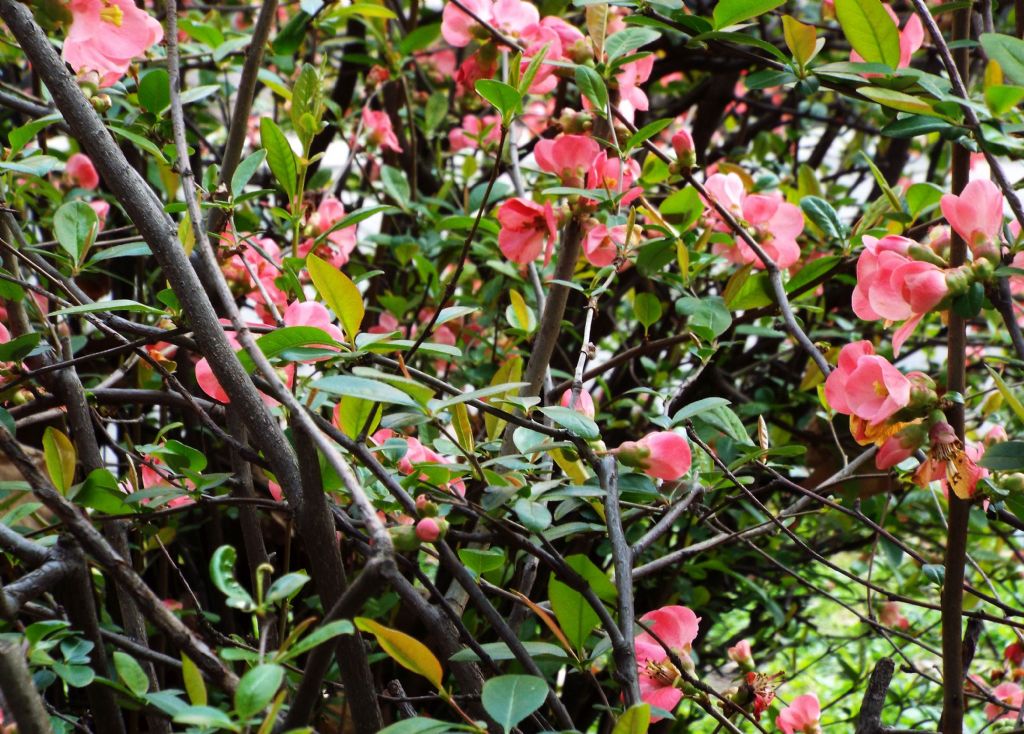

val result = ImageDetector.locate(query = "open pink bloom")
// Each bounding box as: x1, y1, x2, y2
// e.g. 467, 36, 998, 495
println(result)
616, 54, 655, 122
583, 224, 626, 267
301, 196, 358, 267
704, 174, 803, 269
391, 436, 466, 497
535, 135, 600, 187
824, 341, 911, 425
850, 6, 923, 69
517, 24, 563, 93
941, 179, 1004, 250
195, 322, 295, 404
66, 153, 99, 190
634, 605, 701, 721
617, 431, 692, 481
539, 16, 586, 59
559, 389, 596, 418
986, 682, 1024, 721
852, 235, 949, 355
448, 114, 502, 151
496, 198, 558, 265
362, 109, 403, 153
441, 0, 539, 46
121, 456, 195, 510
776, 694, 822, 734
63, 0, 164, 87
281, 300, 345, 345
586, 152, 642, 206
455, 51, 499, 95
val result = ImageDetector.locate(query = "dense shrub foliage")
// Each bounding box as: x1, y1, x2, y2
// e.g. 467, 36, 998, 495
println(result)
0, 0, 1023, 732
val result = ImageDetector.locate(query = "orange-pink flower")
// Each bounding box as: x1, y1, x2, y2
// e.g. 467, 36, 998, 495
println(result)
535, 134, 600, 187
824, 341, 911, 425
634, 605, 700, 721
776, 693, 822, 734
941, 179, 1004, 258
616, 431, 692, 481
496, 197, 558, 265
986, 682, 1023, 721
66, 153, 99, 190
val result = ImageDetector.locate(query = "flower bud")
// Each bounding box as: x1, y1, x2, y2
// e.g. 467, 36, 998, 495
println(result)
908, 244, 947, 267
415, 517, 447, 543
614, 431, 692, 481
389, 525, 421, 551
727, 640, 754, 671
415, 494, 438, 517
944, 264, 974, 297
90, 94, 112, 113
671, 129, 696, 169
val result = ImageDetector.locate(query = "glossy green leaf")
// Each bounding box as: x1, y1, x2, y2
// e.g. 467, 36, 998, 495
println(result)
43, 426, 76, 494
835, 0, 900, 67
209, 545, 256, 612
355, 617, 444, 689
260, 117, 297, 198
713, 0, 784, 29
481, 675, 549, 733
53, 200, 98, 263
113, 651, 150, 697
307, 253, 364, 341
234, 664, 285, 719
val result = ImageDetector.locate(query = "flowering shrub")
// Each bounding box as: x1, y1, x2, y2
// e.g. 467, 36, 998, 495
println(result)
0, 0, 1023, 732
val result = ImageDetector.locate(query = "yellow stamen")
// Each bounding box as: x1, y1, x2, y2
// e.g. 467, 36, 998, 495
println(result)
100, 3, 124, 26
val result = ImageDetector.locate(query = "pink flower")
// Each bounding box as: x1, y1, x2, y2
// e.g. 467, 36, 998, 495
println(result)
66, 153, 99, 190
824, 341, 911, 425
852, 235, 949, 355
496, 198, 558, 265
559, 389, 596, 418
941, 179, 1003, 251
875, 427, 923, 469
586, 152, 642, 206
879, 601, 909, 630
300, 196, 358, 267
89, 199, 110, 230
194, 321, 295, 404
616, 54, 655, 122
583, 224, 626, 267
616, 431, 692, 481
448, 115, 502, 151
634, 605, 700, 720
986, 682, 1023, 721
776, 693, 822, 734
281, 300, 345, 345
62, 0, 164, 87
441, 0, 539, 47
362, 109, 403, 154
392, 436, 466, 497
535, 135, 600, 187
705, 173, 803, 269
518, 24, 563, 94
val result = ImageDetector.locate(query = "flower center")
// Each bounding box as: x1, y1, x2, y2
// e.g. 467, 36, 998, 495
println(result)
644, 659, 681, 687
100, 2, 124, 26
873, 380, 888, 397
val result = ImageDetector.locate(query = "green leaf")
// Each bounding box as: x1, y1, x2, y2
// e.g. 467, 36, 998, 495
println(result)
235, 664, 284, 719
0, 333, 40, 363
786, 255, 842, 294
109, 125, 168, 163
74, 468, 133, 514
0, 155, 61, 176
625, 118, 672, 151
381, 164, 411, 205
513, 498, 552, 532
475, 79, 523, 119
677, 296, 732, 340
260, 118, 298, 199
449, 641, 569, 663
53, 200, 99, 263
671, 397, 732, 424
48, 299, 165, 318
174, 706, 239, 732
290, 63, 323, 144
231, 150, 266, 198
355, 617, 444, 689
835, 0, 901, 67
880, 115, 957, 138
138, 68, 171, 114
113, 651, 150, 697
782, 15, 819, 67
312, 375, 421, 407
575, 65, 608, 112
9, 114, 60, 155
481, 675, 549, 734
264, 572, 310, 604
307, 253, 364, 341
979, 441, 1024, 471
43, 426, 76, 494
857, 86, 938, 116
604, 28, 660, 61
981, 33, 1024, 85
377, 719, 454, 734
236, 326, 339, 373
286, 620, 355, 659
800, 196, 845, 240
633, 292, 663, 332
713, 0, 785, 29
613, 703, 651, 734
537, 406, 600, 440
985, 365, 1024, 424
548, 574, 598, 651
182, 654, 207, 706
659, 186, 704, 230
209, 545, 256, 612
458, 548, 506, 577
